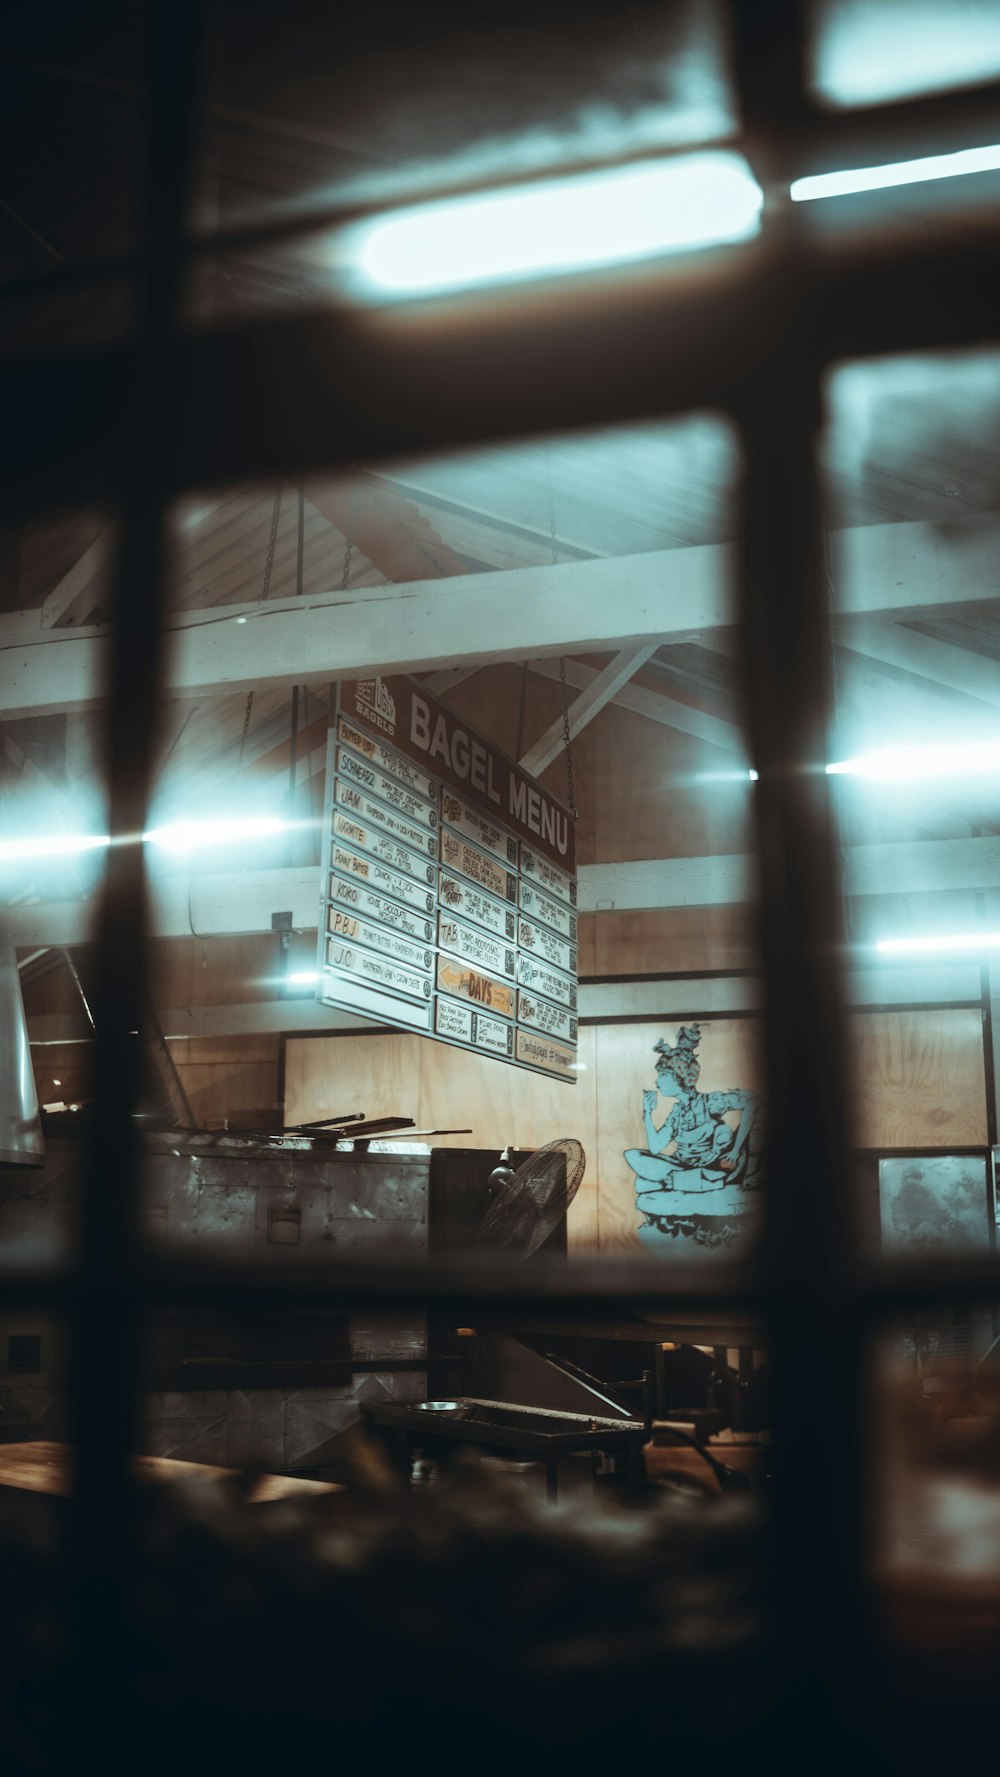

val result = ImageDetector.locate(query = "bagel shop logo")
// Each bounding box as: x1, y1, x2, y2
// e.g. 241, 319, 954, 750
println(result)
338, 674, 575, 872
354, 677, 397, 735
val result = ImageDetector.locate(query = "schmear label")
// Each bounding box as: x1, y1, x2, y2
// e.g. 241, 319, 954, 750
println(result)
519, 879, 577, 942
518, 989, 578, 1046
329, 871, 434, 942
327, 905, 434, 974
336, 780, 438, 859
440, 829, 516, 903
438, 872, 515, 942
336, 746, 438, 831
337, 714, 437, 802
515, 1029, 577, 1079
332, 813, 436, 889
327, 939, 433, 1003
436, 956, 516, 1020
440, 791, 518, 868
517, 953, 577, 1011
438, 912, 515, 981
435, 996, 515, 1059
520, 843, 577, 907
518, 916, 577, 977
330, 842, 434, 914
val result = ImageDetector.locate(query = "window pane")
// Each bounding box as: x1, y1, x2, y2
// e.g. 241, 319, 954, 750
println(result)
823, 351, 1000, 1257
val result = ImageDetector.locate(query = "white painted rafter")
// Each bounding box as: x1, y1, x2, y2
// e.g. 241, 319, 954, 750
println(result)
519, 644, 658, 777
3, 519, 997, 721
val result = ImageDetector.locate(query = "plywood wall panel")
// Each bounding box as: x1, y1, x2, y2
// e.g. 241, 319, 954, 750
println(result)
586, 905, 757, 977
284, 1030, 600, 1252
848, 1007, 987, 1149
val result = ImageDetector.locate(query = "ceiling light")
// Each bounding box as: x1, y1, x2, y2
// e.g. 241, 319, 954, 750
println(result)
826, 743, 1000, 781
348, 152, 764, 298
143, 817, 285, 852
791, 143, 1000, 203
0, 834, 110, 862
876, 932, 1000, 956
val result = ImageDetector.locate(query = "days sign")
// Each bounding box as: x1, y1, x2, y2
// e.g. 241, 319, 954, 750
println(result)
318, 675, 579, 1081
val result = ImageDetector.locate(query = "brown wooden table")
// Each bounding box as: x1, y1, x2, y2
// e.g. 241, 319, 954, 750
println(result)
0, 1440, 342, 1505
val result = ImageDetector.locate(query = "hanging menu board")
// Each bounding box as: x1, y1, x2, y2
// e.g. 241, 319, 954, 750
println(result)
317, 675, 578, 1083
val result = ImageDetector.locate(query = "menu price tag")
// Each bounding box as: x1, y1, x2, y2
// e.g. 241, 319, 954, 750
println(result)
336, 745, 438, 830
517, 954, 577, 1011
519, 879, 577, 942
518, 916, 577, 976
337, 714, 438, 802
327, 939, 433, 1004
439, 872, 516, 941
436, 957, 516, 1020
440, 830, 516, 903
328, 906, 434, 974
517, 989, 578, 1046
336, 780, 438, 859
515, 1029, 577, 1079
520, 843, 577, 907
441, 791, 518, 868
438, 912, 515, 981
331, 841, 435, 914
435, 997, 515, 1059
329, 872, 434, 942
332, 813, 436, 890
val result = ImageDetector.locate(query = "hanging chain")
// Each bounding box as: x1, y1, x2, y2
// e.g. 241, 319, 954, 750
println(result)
339, 478, 357, 591
238, 485, 282, 783
548, 448, 578, 819
559, 655, 578, 820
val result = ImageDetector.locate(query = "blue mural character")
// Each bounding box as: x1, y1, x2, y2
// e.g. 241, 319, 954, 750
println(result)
625, 1024, 763, 1249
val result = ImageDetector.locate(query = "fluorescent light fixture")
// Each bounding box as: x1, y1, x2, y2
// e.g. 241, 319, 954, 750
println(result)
143, 817, 285, 852
791, 143, 1000, 203
876, 932, 1000, 956
286, 970, 319, 987
0, 833, 110, 862
826, 743, 1000, 781
349, 152, 763, 297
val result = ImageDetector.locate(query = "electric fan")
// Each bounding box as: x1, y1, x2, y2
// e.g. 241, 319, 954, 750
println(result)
475, 1137, 585, 1259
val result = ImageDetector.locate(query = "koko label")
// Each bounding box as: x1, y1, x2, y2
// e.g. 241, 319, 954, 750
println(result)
329, 873, 434, 942
440, 830, 517, 903
336, 746, 438, 830
520, 843, 577, 908
327, 940, 432, 1003
436, 957, 516, 1020
437, 912, 516, 981
335, 780, 438, 859
517, 954, 577, 1011
327, 906, 434, 974
441, 792, 518, 868
337, 715, 437, 802
518, 916, 577, 976
438, 872, 516, 941
519, 879, 577, 942
517, 989, 578, 1045
515, 1029, 577, 1078
435, 996, 515, 1059
332, 813, 436, 888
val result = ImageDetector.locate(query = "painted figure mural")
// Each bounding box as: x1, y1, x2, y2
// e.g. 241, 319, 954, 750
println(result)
625, 1023, 764, 1251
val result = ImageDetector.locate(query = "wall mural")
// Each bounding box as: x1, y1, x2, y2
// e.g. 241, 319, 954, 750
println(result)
625, 1023, 764, 1253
